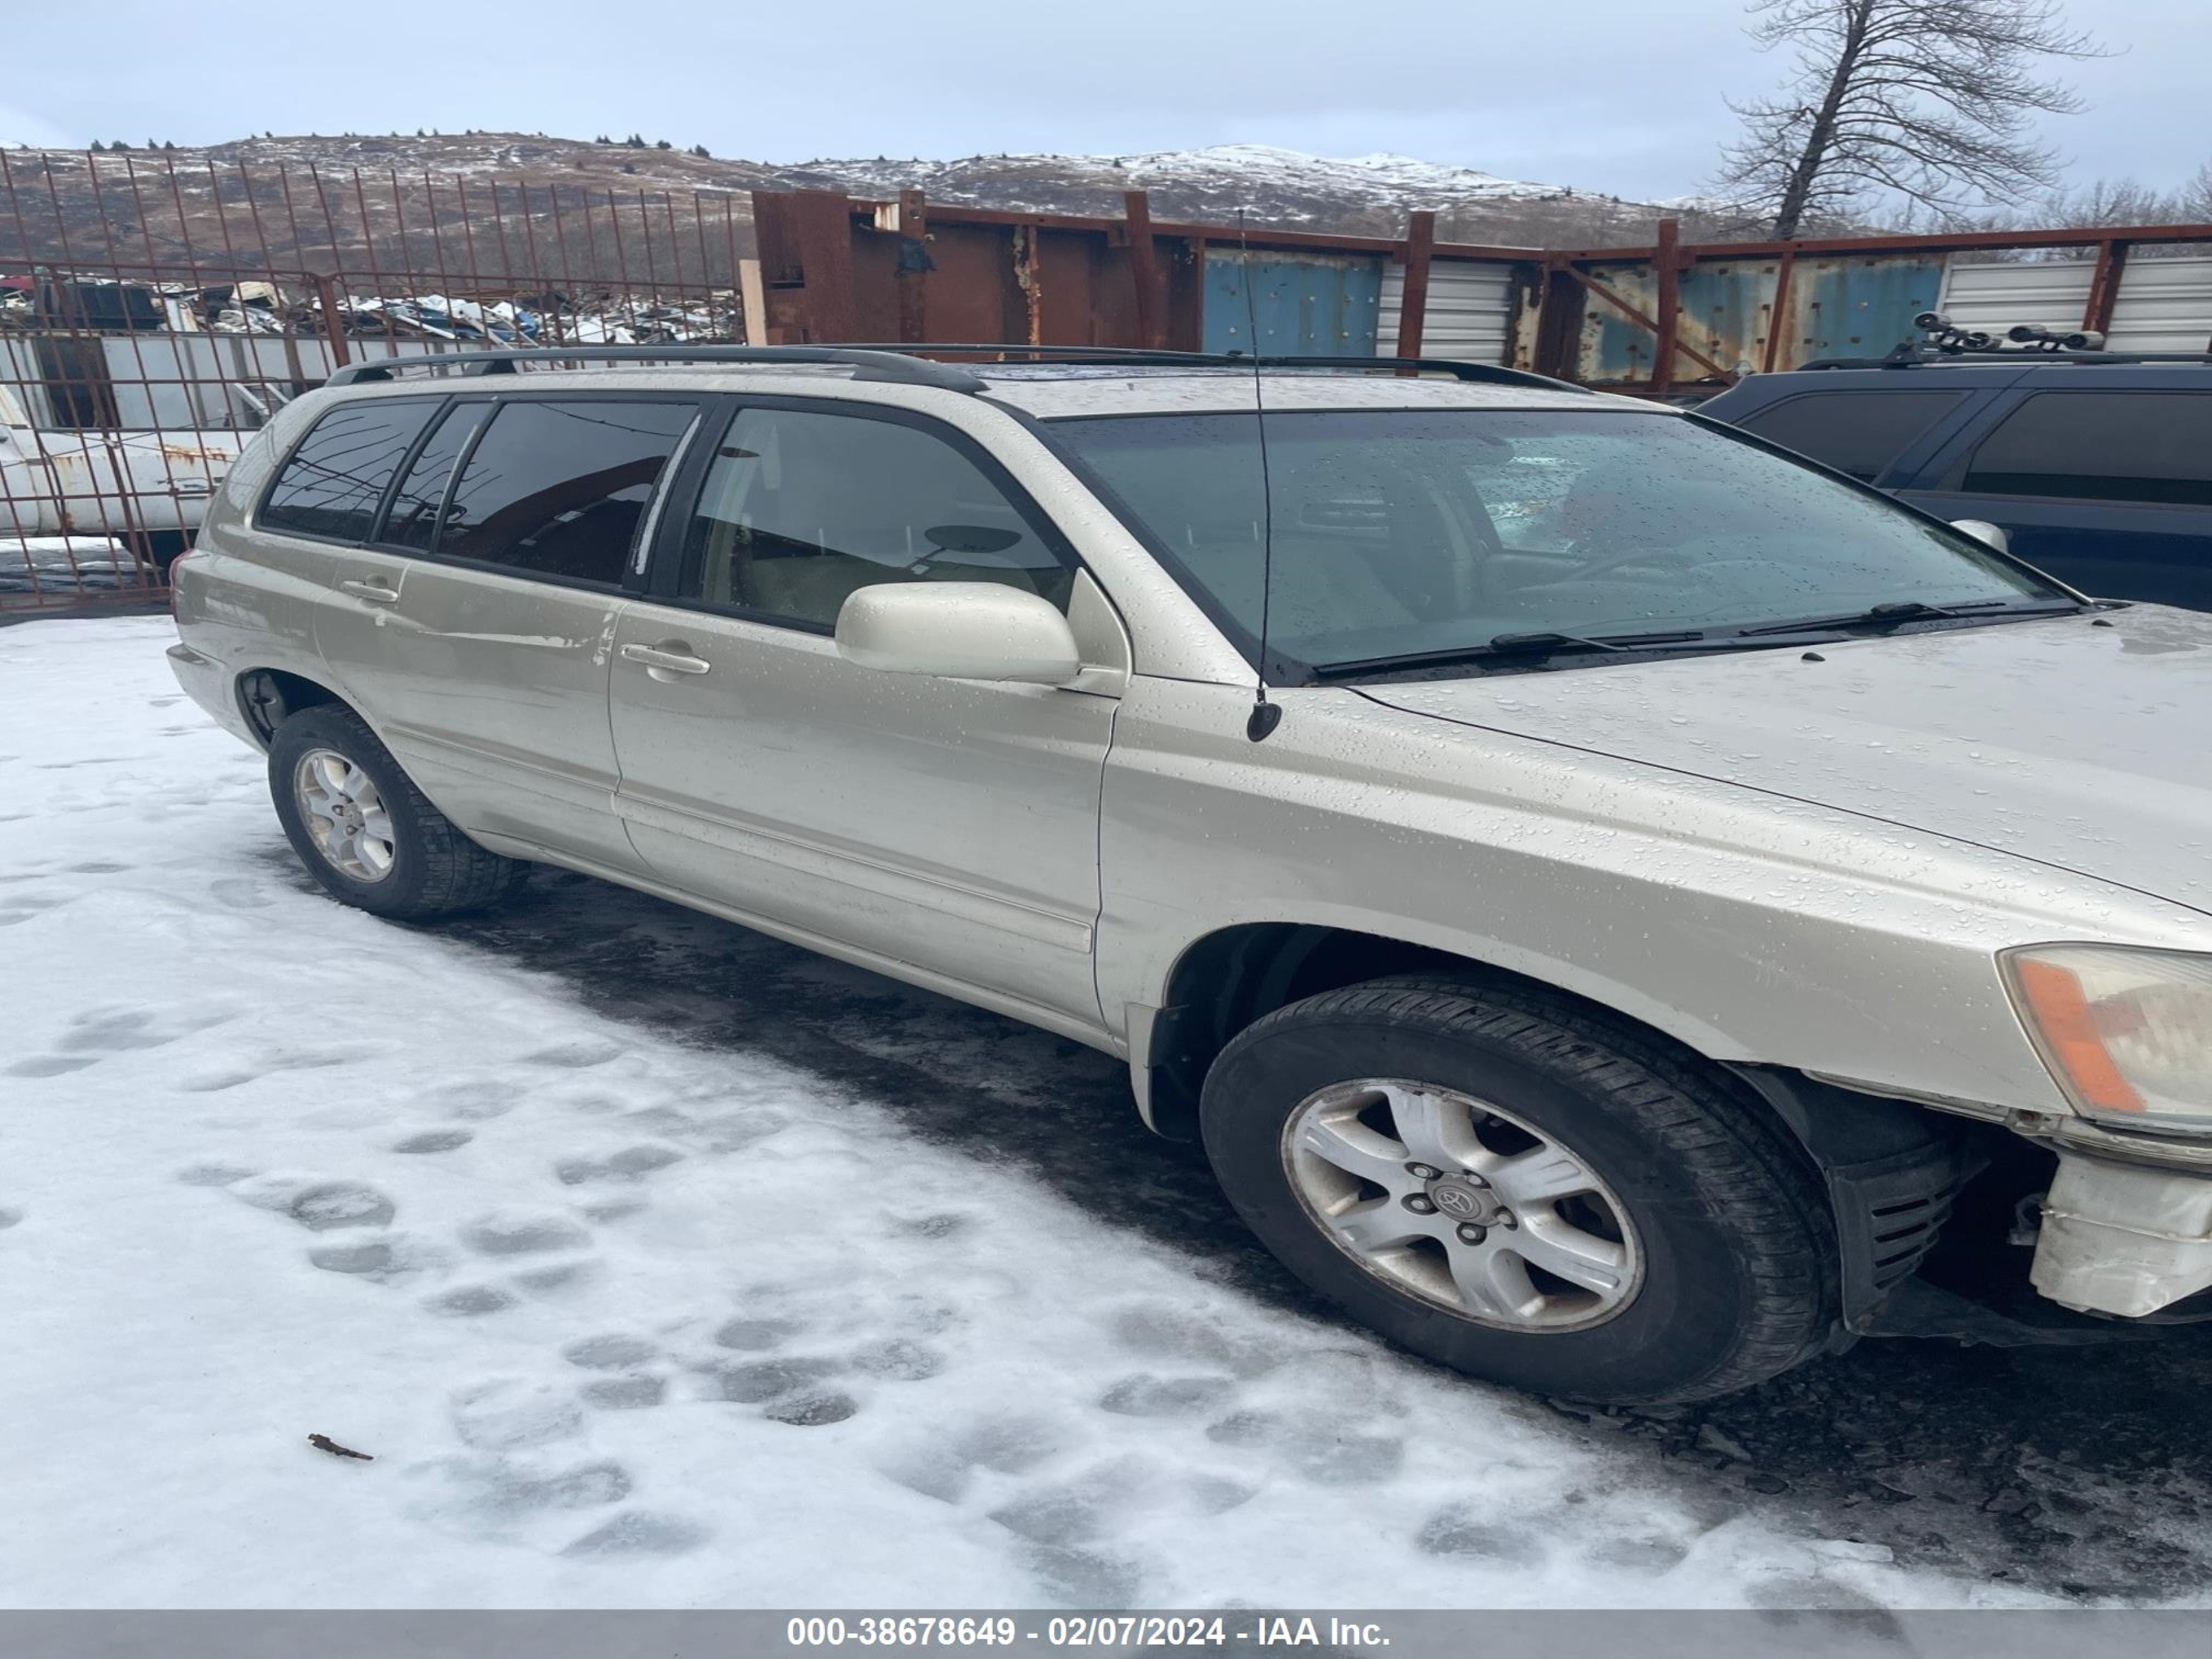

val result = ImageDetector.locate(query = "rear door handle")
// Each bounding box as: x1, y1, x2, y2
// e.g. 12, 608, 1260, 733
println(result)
338, 578, 400, 604
619, 641, 712, 677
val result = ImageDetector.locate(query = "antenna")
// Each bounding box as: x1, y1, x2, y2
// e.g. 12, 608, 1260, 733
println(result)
1236, 210, 1283, 743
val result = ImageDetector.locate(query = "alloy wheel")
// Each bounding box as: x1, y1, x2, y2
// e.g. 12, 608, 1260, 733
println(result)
1282, 1077, 1643, 1331
293, 748, 397, 883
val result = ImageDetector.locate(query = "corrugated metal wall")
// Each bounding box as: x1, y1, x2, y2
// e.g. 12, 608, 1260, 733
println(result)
1936, 259, 2092, 340
1203, 249, 1383, 355
1939, 256, 2212, 352
1378, 258, 1515, 363
2112, 256, 2212, 350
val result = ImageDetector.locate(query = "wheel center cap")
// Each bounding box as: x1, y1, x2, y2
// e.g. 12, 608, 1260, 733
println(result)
1426, 1177, 1500, 1225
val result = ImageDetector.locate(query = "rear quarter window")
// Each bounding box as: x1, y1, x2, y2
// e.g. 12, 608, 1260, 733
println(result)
1961, 390, 2212, 506
1735, 389, 1966, 482
258, 398, 440, 542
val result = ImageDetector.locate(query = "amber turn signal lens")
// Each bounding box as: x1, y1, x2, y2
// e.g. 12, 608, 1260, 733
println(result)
2010, 956, 2145, 1114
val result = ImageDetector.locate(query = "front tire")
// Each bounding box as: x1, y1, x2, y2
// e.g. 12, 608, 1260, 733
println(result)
268, 705, 525, 921
1200, 977, 1839, 1404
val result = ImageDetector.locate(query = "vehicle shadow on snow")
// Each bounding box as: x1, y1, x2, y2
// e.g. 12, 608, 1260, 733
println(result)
255, 852, 2212, 1603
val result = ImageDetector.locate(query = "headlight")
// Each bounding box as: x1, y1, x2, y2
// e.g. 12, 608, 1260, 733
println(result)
2002, 945, 2212, 1132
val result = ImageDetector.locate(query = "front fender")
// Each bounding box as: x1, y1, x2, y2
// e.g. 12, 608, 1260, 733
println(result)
1097, 678, 2212, 1121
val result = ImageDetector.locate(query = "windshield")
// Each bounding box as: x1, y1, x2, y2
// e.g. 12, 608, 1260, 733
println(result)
1049, 408, 2062, 673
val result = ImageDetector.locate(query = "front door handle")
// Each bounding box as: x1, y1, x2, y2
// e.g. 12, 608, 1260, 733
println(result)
619, 641, 712, 678
338, 577, 400, 604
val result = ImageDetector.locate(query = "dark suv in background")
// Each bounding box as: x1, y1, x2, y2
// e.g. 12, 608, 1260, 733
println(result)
1699, 358, 2212, 611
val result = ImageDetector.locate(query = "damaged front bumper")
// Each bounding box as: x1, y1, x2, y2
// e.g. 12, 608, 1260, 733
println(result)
1805, 1069, 2212, 1321
2032, 1152, 2212, 1318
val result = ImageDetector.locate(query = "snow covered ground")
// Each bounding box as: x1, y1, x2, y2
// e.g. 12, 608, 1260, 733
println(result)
0, 616, 2178, 1610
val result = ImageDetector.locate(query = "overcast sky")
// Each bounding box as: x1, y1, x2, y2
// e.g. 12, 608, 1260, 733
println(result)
7, 0, 2205, 201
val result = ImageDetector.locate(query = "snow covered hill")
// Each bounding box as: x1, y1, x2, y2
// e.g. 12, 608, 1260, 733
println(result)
764, 142, 1660, 240
9, 131, 1735, 252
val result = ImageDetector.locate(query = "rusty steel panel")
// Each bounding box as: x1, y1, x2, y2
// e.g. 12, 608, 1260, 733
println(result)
799, 202, 1167, 351
1782, 255, 1946, 363
1393, 210, 1436, 358
895, 189, 929, 343
1568, 252, 1945, 386
917, 223, 1026, 342
1550, 219, 2212, 264
1125, 190, 1164, 349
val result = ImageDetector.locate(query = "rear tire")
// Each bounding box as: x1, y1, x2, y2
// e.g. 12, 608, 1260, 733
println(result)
1200, 976, 1840, 1404
268, 704, 525, 921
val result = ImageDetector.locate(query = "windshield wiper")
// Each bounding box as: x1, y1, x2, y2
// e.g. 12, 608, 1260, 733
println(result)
1485, 628, 1705, 653
1312, 597, 2085, 681
1314, 627, 1730, 680
1731, 597, 2081, 638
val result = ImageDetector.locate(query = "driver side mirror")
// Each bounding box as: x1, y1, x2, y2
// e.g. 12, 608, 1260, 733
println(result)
1951, 518, 2011, 555
835, 582, 1082, 686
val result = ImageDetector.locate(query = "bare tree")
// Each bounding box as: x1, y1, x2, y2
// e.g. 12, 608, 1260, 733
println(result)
2045, 174, 2190, 228
2185, 161, 2212, 223
1714, 0, 2107, 238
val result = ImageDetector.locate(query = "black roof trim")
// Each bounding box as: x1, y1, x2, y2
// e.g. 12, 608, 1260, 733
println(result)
326, 345, 989, 392
1802, 347, 2212, 371
857, 343, 1589, 393
323, 342, 1589, 397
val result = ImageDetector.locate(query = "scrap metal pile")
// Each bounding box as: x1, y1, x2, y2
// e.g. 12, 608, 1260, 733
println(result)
1, 273, 742, 345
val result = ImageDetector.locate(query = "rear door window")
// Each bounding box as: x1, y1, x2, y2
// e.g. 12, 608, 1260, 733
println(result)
1735, 390, 1966, 482
377, 402, 489, 552
1960, 391, 2212, 506
259, 398, 439, 541
436, 398, 700, 584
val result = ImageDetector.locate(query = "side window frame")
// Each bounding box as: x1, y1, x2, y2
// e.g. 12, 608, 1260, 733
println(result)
396, 388, 711, 596
628, 393, 732, 597
253, 393, 449, 548
640, 394, 1089, 634
1942, 387, 2212, 507
364, 392, 484, 554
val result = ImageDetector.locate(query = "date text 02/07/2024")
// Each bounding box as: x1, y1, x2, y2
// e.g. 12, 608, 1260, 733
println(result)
782, 1615, 1395, 1649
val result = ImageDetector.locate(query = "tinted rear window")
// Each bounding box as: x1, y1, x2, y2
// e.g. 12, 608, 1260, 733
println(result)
380, 403, 489, 552
260, 399, 439, 541
1962, 391, 2212, 505
1736, 390, 1965, 482
437, 399, 698, 584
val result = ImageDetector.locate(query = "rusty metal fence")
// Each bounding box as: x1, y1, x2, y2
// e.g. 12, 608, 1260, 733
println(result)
1, 150, 751, 610
6, 146, 2211, 612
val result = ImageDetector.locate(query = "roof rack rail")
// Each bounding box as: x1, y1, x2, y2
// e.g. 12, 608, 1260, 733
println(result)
1803, 345, 2212, 371
325, 345, 988, 392
1268, 353, 1590, 392
855, 342, 1592, 393
321, 341, 1594, 397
